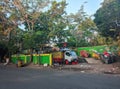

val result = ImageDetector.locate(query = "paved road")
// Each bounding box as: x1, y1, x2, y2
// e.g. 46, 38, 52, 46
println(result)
0, 65, 120, 89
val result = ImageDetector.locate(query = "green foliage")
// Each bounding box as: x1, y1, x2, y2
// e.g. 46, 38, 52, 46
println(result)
67, 10, 97, 47
47, 1, 68, 43
22, 31, 35, 49
94, 0, 120, 39
33, 1, 68, 44
1, 0, 109, 53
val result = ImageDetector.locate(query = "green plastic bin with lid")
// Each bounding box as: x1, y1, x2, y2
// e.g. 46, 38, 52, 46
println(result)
39, 54, 52, 66
11, 55, 18, 64
11, 54, 31, 64
25, 55, 31, 63
32, 54, 39, 64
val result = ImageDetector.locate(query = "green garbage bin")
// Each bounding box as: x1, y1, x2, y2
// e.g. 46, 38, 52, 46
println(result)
11, 55, 17, 64
11, 54, 31, 64
33, 54, 39, 64
39, 54, 52, 66
25, 55, 31, 64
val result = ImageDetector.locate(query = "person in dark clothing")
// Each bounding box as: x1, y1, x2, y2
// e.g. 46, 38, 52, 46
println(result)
0, 49, 6, 63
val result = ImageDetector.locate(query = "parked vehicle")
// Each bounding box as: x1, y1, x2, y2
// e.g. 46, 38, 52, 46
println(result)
100, 51, 115, 64
52, 49, 78, 65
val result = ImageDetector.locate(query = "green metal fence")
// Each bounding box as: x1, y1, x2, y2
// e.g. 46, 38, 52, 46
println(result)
77, 45, 107, 56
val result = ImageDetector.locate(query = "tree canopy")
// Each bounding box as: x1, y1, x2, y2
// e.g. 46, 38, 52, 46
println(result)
94, 0, 120, 39
2, 0, 119, 54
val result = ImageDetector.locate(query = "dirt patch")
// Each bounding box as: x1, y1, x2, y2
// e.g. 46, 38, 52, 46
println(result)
53, 62, 120, 75
4, 58, 120, 75
85, 58, 103, 64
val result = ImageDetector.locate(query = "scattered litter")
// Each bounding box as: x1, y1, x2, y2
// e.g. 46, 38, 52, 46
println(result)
81, 71, 85, 73
43, 64, 48, 67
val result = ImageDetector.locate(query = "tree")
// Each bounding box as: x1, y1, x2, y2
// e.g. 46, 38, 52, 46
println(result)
9, 0, 49, 31
34, 0, 68, 44
48, 1, 68, 43
67, 3, 97, 47
94, 0, 120, 39
0, 0, 50, 54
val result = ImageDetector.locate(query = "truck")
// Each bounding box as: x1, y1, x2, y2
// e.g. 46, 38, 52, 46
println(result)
52, 50, 78, 65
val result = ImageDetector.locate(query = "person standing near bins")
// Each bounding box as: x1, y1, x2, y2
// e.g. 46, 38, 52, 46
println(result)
4, 53, 10, 65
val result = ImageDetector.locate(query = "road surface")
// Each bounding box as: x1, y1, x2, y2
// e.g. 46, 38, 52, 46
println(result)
0, 65, 120, 89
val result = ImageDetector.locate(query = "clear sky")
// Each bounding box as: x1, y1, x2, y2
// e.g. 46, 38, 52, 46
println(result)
56, 0, 103, 15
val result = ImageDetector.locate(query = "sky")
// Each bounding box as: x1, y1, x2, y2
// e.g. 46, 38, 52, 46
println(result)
56, 0, 104, 15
